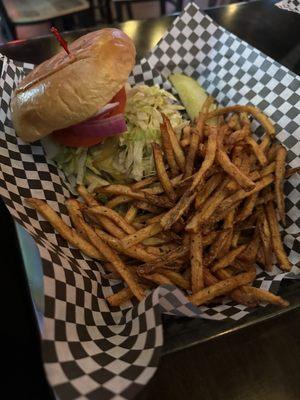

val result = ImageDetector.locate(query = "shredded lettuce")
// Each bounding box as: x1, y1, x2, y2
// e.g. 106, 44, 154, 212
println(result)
45, 84, 187, 190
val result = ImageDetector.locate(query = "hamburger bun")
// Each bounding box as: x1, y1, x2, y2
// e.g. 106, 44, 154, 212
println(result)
11, 28, 136, 143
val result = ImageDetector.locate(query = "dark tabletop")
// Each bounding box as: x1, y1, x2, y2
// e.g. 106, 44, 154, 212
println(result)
0, 1, 300, 399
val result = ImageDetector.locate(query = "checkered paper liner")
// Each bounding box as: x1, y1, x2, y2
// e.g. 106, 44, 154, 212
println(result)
276, 0, 300, 13
0, 3, 299, 399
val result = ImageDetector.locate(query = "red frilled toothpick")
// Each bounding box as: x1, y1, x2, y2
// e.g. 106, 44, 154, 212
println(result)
50, 27, 71, 56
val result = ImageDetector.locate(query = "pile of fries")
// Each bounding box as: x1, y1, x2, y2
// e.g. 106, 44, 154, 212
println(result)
27, 100, 300, 309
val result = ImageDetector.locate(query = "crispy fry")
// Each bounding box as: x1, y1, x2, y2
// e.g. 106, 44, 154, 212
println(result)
188, 268, 256, 306
246, 135, 268, 166
152, 143, 177, 202
184, 97, 212, 178
125, 205, 138, 223
162, 114, 186, 171
227, 162, 275, 191
195, 173, 223, 210
275, 145, 287, 225
217, 175, 274, 215
184, 128, 202, 178
217, 127, 255, 190
265, 202, 291, 271
215, 269, 258, 308
106, 287, 134, 306
186, 179, 229, 232
95, 228, 156, 262
236, 192, 258, 222
190, 232, 204, 293
26, 198, 102, 260
204, 229, 232, 266
137, 245, 189, 275
257, 212, 273, 271
226, 127, 249, 145
145, 273, 173, 286
285, 166, 300, 178
64, 200, 145, 300
159, 270, 190, 290
207, 105, 275, 136
161, 121, 180, 176
88, 205, 136, 235
191, 126, 218, 191
121, 222, 163, 249
239, 233, 260, 263
259, 135, 272, 153
160, 191, 197, 230
106, 195, 132, 209
211, 244, 247, 272
96, 184, 173, 208
241, 286, 289, 307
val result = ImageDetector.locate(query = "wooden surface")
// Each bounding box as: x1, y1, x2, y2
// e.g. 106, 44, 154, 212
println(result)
0, 1, 299, 399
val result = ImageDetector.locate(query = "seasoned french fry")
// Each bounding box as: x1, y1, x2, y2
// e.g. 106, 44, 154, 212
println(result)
246, 135, 268, 166
162, 114, 186, 171
106, 287, 134, 306
88, 205, 136, 235
195, 173, 223, 209
236, 192, 258, 222
226, 127, 249, 145
211, 244, 247, 272
26, 198, 102, 260
95, 228, 156, 262
121, 222, 163, 249
106, 195, 132, 209
125, 205, 138, 223
161, 121, 180, 176
241, 286, 289, 307
265, 202, 291, 271
190, 232, 204, 293
96, 184, 173, 208
64, 200, 145, 301
188, 268, 256, 306
184, 97, 212, 178
158, 269, 190, 290
160, 191, 197, 230
145, 273, 173, 286
152, 143, 177, 202
191, 126, 218, 191
207, 105, 275, 136
204, 229, 232, 266
217, 175, 274, 215
275, 145, 287, 225
186, 179, 229, 232
257, 212, 273, 271
217, 128, 255, 190
285, 166, 300, 178
259, 135, 272, 153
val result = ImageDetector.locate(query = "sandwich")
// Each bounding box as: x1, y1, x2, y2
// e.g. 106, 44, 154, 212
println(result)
11, 28, 135, 147
11, 28, 187, 188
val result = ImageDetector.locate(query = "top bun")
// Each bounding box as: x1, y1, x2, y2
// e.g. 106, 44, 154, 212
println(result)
11, 28, 136, 143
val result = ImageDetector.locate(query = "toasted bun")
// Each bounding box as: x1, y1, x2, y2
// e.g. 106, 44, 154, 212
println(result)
11, 28, 136, 143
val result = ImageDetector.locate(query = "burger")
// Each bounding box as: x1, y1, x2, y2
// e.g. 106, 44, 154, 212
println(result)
11, 28, 187, 189
11, 28, 135, 147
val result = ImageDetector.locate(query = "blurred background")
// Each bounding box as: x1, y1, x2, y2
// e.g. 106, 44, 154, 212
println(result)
0, 0, 246, 42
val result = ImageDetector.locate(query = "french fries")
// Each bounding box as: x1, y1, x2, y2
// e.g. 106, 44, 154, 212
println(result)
27, 101, 294, 309
190, 232, 204, 292
152, 143, 177, 202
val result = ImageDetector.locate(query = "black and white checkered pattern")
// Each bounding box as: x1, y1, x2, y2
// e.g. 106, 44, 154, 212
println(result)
276, 0, 300, 13
0, 3, 299, 399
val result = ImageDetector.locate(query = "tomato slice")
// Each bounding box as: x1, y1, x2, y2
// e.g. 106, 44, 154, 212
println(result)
109, 87, 127, 116
52, 87, 127, 148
